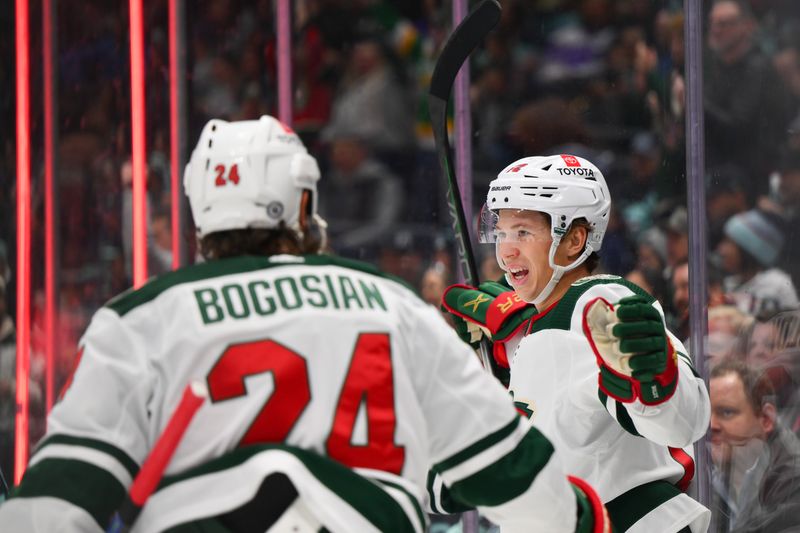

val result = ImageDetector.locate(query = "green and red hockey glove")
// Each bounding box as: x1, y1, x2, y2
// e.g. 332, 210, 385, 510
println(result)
569, 476, 614, 533
583, 295, 678, 405
442, 281, 538, 379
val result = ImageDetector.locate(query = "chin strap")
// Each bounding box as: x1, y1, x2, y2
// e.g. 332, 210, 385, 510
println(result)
497, 232, 595, 306
529, 236, 593, 306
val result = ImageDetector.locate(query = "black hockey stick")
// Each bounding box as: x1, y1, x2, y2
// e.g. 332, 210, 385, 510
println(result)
430, 0, 501, 286
429, 0, 501, 371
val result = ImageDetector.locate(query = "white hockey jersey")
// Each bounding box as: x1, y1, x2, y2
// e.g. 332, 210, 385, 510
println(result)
0, 254, 579, 533
508, 275, 712, 533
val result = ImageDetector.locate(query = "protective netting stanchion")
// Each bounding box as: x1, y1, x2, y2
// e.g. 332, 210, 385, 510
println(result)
168, 0, 189, 269
453, 1, 482, 531
13, 0, 32, 485
684, 0, 711, 509
42, 0, 58, 417
128, 0, 148, 287
276, 0, 293, 126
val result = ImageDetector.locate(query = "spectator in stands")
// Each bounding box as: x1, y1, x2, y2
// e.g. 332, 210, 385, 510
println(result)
663, 206, 689, 277
318, 135, 404, 260
419, 261, 449, 308
761, 146, 800, 289
666, 255, 729, 345
626, 227, 668, 299
617, 132, 663, 239
321, 36, 415, 174
716, 209, 799, 315
702, 0, 794, 193
706, 305, 752, 369
670, 259, 690, 342
471, 64, 517, 174
505, 97, 594, 165
742, 311, 800, 433
706, 163, 751, 249
534, 0, 616, 94
148, 211, 173, 276
709, 305, 752, 341
709, 359, 800, 533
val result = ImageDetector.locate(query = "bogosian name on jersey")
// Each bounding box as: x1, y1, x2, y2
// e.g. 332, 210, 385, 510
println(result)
194, 273, 388, 324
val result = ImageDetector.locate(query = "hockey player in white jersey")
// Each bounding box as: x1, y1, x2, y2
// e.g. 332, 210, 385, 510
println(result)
441, 154, 712, 532
0, 117, 612, 533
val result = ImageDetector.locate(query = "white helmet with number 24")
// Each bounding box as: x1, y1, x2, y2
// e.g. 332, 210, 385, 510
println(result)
480, 154, 612, 305
184, 115, 323, 240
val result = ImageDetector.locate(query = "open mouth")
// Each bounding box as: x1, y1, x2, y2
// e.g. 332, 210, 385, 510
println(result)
507, 266, 529, 284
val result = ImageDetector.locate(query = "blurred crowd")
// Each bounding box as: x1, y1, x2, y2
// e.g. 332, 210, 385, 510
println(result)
2, 0, 800, 530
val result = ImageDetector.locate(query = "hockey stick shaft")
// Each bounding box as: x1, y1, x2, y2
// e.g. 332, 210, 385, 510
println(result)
107, 381, 207, 532
429, 0, 501, 372
429, 0, 501, 286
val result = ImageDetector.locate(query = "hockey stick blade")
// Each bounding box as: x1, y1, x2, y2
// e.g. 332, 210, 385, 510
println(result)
429, 0, 501, 285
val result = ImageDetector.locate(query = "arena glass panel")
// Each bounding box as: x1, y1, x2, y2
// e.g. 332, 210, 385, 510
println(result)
6, 0, 800, 531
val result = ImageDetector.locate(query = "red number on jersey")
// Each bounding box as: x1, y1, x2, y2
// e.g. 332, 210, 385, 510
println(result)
205, 334, 405, 474
327, 333, 405, 474
207, 339, 310, 445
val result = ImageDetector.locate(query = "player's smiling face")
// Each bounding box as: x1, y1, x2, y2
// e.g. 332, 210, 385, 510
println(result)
494, 210, 553, 302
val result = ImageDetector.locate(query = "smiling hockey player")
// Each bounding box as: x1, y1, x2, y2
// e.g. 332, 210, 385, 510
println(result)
443, 154, 712, 532
0, 119, 612, 533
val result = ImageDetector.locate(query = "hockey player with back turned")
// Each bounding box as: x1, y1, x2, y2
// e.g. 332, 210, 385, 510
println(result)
442, 154, 712, 532
0, 117, 611, 533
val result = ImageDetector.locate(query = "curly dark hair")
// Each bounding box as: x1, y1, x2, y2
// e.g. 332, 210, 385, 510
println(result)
199, 223, 324, 260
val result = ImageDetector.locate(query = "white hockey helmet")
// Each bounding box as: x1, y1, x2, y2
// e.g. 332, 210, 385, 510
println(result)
480, 154, 612, 304
184, 115, 323, 239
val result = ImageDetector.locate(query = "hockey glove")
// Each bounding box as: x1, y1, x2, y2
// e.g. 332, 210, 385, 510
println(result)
569, 476, 613, 533
442, 281, 537, 381
583, 295, 678, 405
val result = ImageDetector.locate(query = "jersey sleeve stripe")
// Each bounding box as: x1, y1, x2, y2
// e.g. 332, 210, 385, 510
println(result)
604, 479, 683, 531
426, 471, 473, 515
372, 478, 426, 532
426, 471, 445, 514
446, 424, 555, 507
29, 444, 134, 488
676, 350, 699, 377
437, 418, 530, 484
433, 416, 520, 475
10, 457, 127, 529
35, 434, 139, 477
599, 391, 642, 437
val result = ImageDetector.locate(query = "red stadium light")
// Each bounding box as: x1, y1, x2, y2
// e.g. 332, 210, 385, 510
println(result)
14, 0, 32, 484
43, 0, 57, 417
169, 0, 181, 270
276, 0, 292, 125
129, 0, 148, 287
